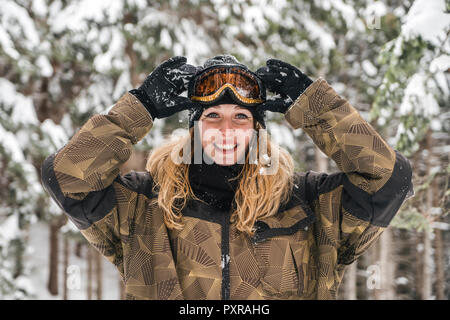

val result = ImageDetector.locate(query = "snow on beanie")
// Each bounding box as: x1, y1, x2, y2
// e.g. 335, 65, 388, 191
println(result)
187, 55, 266, 129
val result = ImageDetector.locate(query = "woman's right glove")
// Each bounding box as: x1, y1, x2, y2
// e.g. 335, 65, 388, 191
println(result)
256, 59, 313, 114
130, 56, 200, 119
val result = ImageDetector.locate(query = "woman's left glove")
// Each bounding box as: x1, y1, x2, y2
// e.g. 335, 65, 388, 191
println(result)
256, 59, 313, 114
130, 56, 200, 119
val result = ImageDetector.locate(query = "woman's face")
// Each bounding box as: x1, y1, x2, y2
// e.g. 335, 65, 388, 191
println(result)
198, 104, 255, 166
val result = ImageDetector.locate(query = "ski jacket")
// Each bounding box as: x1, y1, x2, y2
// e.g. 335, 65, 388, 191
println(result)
41, 78, 413, 300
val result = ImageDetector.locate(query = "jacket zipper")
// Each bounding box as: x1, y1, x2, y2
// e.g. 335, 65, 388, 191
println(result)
220, 212, 230, 300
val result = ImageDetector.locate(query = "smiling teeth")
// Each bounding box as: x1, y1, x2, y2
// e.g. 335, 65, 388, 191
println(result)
215, 143, 237, 150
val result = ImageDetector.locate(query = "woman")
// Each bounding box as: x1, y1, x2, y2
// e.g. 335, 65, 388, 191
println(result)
41, 55, 413, 300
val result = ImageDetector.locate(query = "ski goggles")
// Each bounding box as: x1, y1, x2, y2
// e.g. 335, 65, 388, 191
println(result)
188, 64, 266, 106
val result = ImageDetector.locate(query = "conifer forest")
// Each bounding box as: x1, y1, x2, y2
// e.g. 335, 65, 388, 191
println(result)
0, 0, 448, 300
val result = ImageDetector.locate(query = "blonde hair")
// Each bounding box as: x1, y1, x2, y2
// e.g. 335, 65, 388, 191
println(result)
146, 123, 295, 235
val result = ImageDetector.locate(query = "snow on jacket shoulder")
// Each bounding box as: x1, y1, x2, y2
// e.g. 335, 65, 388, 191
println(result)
41, 79, 413, 300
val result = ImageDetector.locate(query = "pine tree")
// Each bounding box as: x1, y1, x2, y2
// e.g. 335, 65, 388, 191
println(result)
1, 0, 448, 299
371, 0, 449, 299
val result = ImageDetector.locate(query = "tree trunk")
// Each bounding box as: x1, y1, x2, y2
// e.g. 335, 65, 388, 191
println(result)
123, 12, 140, 88
434, 226, 445, 300
95, 250, 103, 300
422, 129, 434, 300
415, 231, 423, 299
422, 229, 433, 299
47, 215, 67, 295
87, 246, 93, 300
47, 222, 59, 295
378, 228, 395, 299
366, 242, 378, 300
343, 262, 357, 300
356, 252, 369, 299
75, 241, 83, 258
315, 146, 328, 172
120, 149, 147, 174
431, 144, 444, 299
62, 236, 69, 300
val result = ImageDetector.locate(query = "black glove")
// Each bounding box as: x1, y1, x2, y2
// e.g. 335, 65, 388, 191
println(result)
130, 56, 200, 119
256, 59, 313, 114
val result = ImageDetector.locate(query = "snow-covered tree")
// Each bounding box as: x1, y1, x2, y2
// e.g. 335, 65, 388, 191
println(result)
0, 0, 448, 299
371, 0, 449, 299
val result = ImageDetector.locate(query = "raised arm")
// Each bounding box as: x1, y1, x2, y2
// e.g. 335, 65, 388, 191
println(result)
41, 56, 199, 271
284, 77, 413, 263
257, 59, 413, 266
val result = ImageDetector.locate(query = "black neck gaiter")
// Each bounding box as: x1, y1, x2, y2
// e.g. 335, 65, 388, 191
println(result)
188, 153, 244, 211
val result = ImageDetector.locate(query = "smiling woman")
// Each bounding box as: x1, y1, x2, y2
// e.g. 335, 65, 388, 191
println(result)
41, 54, 413, 300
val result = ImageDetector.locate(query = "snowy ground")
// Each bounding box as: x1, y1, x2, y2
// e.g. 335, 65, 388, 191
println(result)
26, 221, 121, 300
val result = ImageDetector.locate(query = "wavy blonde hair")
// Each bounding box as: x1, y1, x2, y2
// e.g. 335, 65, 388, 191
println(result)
146, 122, 295, 235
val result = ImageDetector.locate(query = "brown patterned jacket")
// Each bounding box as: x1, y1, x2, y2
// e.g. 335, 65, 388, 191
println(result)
41, 78, 413, 299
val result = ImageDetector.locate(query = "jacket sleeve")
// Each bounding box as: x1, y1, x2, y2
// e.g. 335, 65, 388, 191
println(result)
41, 92, 154, 273
285, 78, 413, 265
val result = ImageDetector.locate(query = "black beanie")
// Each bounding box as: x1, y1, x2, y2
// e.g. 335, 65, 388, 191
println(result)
187, 54, 266, 129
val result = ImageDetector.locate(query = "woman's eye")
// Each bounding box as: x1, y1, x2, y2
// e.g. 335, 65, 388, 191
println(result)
236, 113, 249, 119
206, 112, 219, 118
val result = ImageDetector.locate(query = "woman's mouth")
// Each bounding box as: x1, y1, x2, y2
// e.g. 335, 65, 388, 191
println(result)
213, 143, 238, 153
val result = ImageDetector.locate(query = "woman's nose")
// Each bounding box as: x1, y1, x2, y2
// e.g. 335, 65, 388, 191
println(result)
219, 117, 234, 131
217, 119, 236, 142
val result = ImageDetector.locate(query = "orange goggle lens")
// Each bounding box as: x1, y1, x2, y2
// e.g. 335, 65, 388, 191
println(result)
189, 66, 264, 106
